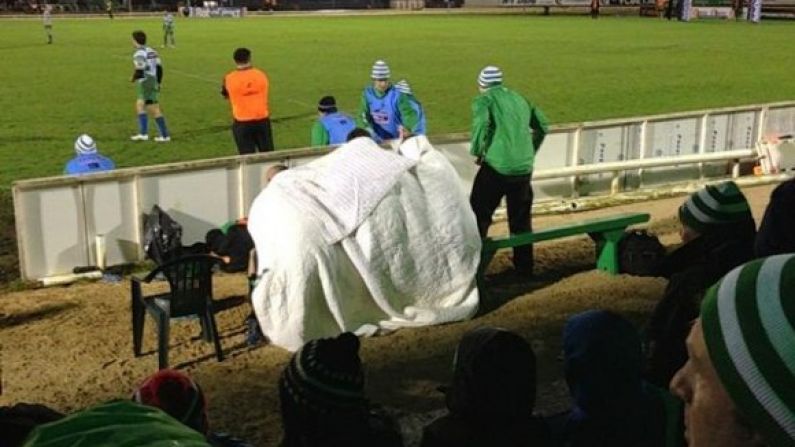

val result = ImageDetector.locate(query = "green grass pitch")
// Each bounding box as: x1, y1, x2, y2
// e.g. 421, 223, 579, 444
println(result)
0, 14, 794, 189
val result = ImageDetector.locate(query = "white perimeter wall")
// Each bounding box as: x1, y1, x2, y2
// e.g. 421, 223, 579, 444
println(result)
13, 101, 795, 280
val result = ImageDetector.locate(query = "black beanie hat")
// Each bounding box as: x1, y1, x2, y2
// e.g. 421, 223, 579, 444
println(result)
318, 96, 338, 113
280, 332, 366, 414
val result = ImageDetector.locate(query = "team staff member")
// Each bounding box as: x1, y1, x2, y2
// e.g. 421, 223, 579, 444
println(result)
469, 66, 548, 275
222, 48, 273, 155
310, 96, 356, 147
357, 60, 419, 143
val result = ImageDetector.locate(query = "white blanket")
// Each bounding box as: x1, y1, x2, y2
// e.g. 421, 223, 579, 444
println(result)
248, 136, 481, 351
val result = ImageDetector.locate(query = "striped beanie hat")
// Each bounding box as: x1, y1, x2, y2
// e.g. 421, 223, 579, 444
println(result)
700, 254, 795, 446
395, 79, 413, 95
370, 60, 390, 80
678, 181, 752, 232
478, 66, 503, 88
74, 134, 97, 155
132, 369, 209, 435
279, 332, 367, 414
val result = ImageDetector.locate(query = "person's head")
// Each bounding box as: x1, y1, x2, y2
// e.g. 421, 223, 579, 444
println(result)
446, 327, 537, 423
132, 369, 209, 435
263, 164, 287, 187
563, 310, 644, 415
0, 403, 64, 447
317, 96, 337, 116
74, 134, 98, 156
279, 332, 368, 446
678, 180, 752, 242
394, 79, 413, 96
477, 65, 503, 92
233, 47, 251, 67
370, 60, 391, 92
346, 128, 372, 142
670, 255, 795, 447
132, 30, 147, 47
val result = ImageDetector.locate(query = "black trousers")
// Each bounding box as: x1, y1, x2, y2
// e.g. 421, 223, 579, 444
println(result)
470, 163, 534, 272
232, 118, 274, 155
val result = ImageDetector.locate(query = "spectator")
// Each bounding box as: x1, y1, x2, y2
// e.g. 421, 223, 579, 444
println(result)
755, 178, 795, 257
646, 181, 756, 387
310, 96, 356, 147
670, 255, 795, 447
394, 79, 427, 136
549, 310, 684, 447
420, 327, 551, 447
133, 369, 252, 446
469, 65, 548, 275
279, 332, 402, 447
22, 400, 210, 446
64, 134, 115, 175
222, 48, 273, 155
0, 403, 63, 447
356, 60, 420, 143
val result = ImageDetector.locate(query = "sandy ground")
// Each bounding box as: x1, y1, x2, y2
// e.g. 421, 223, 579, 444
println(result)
0, 183, 776, 446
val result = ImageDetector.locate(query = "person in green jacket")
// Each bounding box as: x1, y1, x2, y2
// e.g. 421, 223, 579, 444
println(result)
356, 60, 420, 143
469, 65, 548, 275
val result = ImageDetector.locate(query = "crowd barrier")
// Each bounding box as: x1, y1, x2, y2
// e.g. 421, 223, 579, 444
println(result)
13, 100, 795, 281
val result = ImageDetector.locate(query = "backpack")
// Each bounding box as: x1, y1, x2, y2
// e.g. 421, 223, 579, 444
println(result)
142, 205, 184, 266
618, 230, 666, 276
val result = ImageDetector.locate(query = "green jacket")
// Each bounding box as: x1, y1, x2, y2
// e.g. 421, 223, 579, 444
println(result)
24, 400, 210, 447
469, 85, 549, 176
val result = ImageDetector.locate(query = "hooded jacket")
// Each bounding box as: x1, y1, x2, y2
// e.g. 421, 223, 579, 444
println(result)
421, 327, 551, 447
550, 310, 683, 447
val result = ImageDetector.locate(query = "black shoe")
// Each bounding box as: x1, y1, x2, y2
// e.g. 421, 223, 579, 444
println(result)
245, 315, 264, 346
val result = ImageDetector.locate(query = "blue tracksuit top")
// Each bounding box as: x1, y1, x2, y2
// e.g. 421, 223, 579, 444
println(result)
364, 86, 401, 141
320, 112, 357, 145
64, 154, 116, 175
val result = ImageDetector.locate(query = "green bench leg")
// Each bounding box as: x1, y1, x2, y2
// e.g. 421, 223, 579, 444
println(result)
591, 229, 626, 275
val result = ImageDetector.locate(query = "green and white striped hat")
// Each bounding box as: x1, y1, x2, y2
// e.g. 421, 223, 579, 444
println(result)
678, 181, 752, 232
370, 60, 390, 80
700, 254, 795, 446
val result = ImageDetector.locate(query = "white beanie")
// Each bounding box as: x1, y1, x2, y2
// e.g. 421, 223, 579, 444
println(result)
371, 60, 391, 80
74, 134, 97, 155
395, 79, 413, 95
478, 66, 503, 88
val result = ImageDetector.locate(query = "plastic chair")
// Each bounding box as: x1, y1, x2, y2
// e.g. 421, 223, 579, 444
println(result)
131, 254, 223, 369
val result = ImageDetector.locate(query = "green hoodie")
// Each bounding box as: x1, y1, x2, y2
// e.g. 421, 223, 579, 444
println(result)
470, 85, 549, 176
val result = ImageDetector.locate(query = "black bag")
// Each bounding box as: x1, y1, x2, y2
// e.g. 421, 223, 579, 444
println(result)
142, 205, 184, 266
618, 230, 666, 276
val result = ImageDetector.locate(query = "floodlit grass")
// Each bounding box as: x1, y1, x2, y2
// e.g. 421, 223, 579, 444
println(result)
0, 14, 794, 187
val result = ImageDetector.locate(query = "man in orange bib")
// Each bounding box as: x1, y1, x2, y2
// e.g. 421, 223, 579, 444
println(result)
222, 48, 273, 155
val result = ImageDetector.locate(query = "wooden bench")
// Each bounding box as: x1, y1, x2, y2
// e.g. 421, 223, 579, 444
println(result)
477, 212, 651, 284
